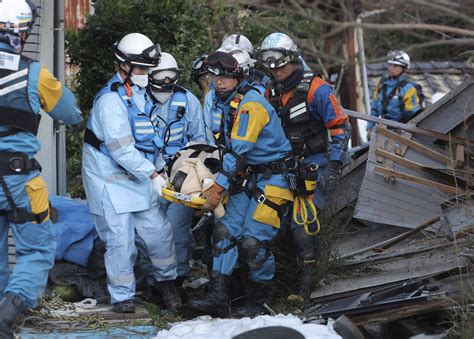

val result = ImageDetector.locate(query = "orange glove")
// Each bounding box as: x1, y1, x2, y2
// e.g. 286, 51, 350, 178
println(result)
202, 184, 224, 211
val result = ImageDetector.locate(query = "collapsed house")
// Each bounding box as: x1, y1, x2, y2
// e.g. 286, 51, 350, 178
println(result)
306, 77, 473, 337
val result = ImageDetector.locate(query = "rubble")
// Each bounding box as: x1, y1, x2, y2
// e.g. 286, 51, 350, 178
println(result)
307, 77, 474, 336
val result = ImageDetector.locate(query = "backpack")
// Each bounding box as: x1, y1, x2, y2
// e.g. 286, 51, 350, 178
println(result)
380, 78, 425, 122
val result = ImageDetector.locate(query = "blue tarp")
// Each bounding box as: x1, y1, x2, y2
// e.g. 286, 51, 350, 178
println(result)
50, 195, 97, 267
19, 325, 159, 338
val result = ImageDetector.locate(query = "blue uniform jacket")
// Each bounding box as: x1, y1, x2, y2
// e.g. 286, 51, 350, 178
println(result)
82, 73, 159, 215
215, 80, 292, 189
152, 87, 207, 161
368, 74, 421, 129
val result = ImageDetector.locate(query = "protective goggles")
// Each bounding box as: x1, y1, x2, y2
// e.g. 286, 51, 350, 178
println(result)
150, 69, 181, 90
192, 55, 207, 72
205, 51, 241, 77
116, 43, 162, 68
258, 48, 294, 69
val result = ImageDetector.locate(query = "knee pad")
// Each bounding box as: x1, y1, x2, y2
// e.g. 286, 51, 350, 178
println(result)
292, 227, 317, 261
239, 237, 260, 261
212, 222, 237, 256
239, 237, 271, 270
212, 222, 229, 245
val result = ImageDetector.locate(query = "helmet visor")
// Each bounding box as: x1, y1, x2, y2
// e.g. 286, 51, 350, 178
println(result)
125, 44, 161, 68
258, 49, 291, 69
205, 51, 240, 76
150, 69, 180, 91
192, 56, 207, 71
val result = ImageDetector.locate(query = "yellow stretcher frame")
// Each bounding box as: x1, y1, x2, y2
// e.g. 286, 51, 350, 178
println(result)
161, 187, 207, 209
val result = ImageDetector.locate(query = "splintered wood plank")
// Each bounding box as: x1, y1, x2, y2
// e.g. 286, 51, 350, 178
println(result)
455, 144, 465, 167
377, 127, 455, 166
396, 131, 412, 156
375, 148, 467, 188
384, 137, 396, 182
75, 304, 151, 321
351, 298, 451, 325
376, 125, 386, 163
373, 166, 467, 195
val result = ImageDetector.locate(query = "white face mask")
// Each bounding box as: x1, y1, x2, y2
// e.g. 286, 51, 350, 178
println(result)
152, 90, 172, 104
130, 73, 149, 88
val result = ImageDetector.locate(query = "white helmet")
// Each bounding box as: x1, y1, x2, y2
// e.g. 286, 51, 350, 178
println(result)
258, 32, 299, 69
0, 0, 35, 34
149, 52, 181, 92
387, 50, 410, 69
114, 33, 161, 68
217, 45, 254, 76
221, 34, 253, 56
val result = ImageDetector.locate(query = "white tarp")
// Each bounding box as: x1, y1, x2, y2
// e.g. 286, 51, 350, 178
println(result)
154, 314, 342, 339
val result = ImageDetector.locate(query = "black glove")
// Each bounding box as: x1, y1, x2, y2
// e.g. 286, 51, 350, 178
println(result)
320, 160, 342, 192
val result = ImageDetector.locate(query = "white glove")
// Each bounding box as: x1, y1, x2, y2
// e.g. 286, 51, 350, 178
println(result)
151, 175, 167, 197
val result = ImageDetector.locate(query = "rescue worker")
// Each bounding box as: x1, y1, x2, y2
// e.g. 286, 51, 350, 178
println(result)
188, 50, 294, 316
0, 0, 82, 336
367, 50, 421, 140
204, 34, 272, 145
82, 33, 181, 313
190, 54, 210, 101
203, 46, 261, 145
147, 52, 208, 283
258, 32, 350, 293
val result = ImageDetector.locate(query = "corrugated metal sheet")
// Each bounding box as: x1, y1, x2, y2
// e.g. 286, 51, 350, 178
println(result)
65, 0, 92, 29
22, 0, 42, 61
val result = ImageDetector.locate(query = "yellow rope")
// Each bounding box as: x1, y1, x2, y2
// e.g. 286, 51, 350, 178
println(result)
293, 195, 320, 236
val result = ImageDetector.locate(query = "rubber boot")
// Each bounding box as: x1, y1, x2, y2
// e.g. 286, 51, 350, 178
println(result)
0, 293, 26, 339
174, 276, 189, 304
298, 260, 317, 294
292, 227, 318, 295
187, 271, 230, 316
112, 299, 135, 313
155, 280, 183, 312
233, 280, 269, 316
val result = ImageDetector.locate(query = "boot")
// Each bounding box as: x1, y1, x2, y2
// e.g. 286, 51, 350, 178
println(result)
298, 260, 317, 295
155, 280, 183, 311
0, 293, 26, 339
112, 299, 135, 313
292, 227, 318, 295
233, 280, 269, 316
174, 276, 189, 304
187, 271, 230, 316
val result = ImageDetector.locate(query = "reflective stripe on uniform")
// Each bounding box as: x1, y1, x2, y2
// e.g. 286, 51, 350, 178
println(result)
167, 134, 182, 142
0, 68, 28, 85
108, 273, 134, 285
136, 128, 155, 134
106, 173, 131, 182
0, 80, 27, 96
289, 102, 307, 119
171, 101, 186, 107
105, 135, 134, 151
150, 254, 176, 267
169, 127, 183, 135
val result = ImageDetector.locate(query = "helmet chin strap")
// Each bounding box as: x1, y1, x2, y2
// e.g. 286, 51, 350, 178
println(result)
120, 63, 135, 85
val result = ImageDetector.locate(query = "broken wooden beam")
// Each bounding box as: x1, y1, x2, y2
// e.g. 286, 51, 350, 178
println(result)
373, 166, 469, 196
377, 127, 455, 166
345, 109, 474, 146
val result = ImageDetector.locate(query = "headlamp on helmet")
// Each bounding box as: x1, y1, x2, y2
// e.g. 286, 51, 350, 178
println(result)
0, 0, 35, 35
257, 48, 296, 69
